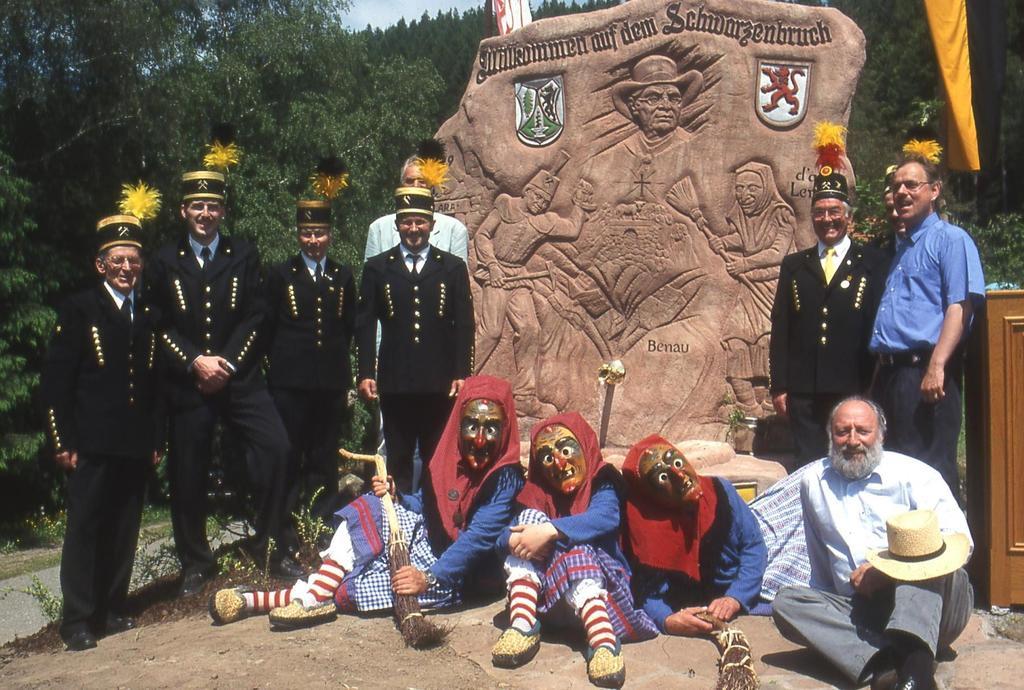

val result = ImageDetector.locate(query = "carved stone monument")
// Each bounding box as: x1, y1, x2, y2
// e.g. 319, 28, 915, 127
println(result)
435, 0, 865, 444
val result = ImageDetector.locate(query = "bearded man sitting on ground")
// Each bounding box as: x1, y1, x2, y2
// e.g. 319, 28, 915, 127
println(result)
622, 435, 767, 636
208, 375, 524, 628
772, 397, 973, 690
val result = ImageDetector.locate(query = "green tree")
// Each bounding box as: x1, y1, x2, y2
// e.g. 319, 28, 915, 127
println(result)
0, 144, 58, 513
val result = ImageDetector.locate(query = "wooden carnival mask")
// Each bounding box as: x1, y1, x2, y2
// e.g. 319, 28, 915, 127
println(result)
458, 398, 506, 470
534, 423, 586, 495
637, 440, 702, 511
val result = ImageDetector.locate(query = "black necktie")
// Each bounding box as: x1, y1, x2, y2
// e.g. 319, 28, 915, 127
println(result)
409, 254, 420, 274
314, 263, 323, 283
201, 246, 212, 272
121, 298, 132, 321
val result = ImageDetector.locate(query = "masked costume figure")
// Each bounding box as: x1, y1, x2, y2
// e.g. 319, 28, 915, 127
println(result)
209, 375, 523, 627
491, 413, 657, 688
622, 435, 766, 635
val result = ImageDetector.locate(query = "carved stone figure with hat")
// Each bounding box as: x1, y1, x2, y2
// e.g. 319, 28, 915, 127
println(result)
41, 183, 165, 651
773, 397, 975, 690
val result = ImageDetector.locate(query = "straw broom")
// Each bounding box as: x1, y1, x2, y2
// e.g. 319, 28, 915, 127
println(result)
694, 611, 759, 690
338, 448, 449, 648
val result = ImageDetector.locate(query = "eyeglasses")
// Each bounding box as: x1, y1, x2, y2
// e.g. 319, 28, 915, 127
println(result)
635, 92, 683, 106
892, 180, 931, 193
104, 257, 142, 268
811, 208, 846, 220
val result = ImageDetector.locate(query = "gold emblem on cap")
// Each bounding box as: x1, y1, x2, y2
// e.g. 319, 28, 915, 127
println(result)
819, 165, 833, 176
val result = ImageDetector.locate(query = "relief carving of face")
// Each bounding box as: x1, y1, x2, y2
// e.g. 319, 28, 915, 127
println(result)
534, 424, 586, 495
734, 170, 765, 216
628, 84, 683, 138
637, 441, 702, 510
459, 398, 506, 470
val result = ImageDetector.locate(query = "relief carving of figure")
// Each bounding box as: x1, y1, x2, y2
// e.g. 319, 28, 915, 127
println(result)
705, 162, 795, 416
474, 168, 592, 417
542, 54, 714, 358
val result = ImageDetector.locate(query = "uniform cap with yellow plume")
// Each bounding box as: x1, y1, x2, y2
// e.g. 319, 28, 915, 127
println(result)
811, 121, 850, 203
297, 156, 350, 229
97, 181, 162, 252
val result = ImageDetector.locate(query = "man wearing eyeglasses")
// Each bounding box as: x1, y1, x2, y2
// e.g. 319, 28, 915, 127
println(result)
769, 167, 888, 465
41, 214, 162, 650
868, 155, 985, 494
148, 170, 301, 596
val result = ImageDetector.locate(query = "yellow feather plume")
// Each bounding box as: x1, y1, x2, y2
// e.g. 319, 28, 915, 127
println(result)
311, 172, 350, 200
118, 181, 162, 222
203, 141, 241, 171
812, 121, 847, 152
415, 157, 449, 189
902, 139, 943, 164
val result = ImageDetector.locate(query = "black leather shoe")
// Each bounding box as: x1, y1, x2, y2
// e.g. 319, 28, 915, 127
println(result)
179, 570, 213, 597
64, 630, 97, 652
269, 555, 305, 579
105, 614, 136, 635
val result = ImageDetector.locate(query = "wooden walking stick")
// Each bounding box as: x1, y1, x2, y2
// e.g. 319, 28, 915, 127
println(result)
338, 448, 450, 648
694, 611, 760, 690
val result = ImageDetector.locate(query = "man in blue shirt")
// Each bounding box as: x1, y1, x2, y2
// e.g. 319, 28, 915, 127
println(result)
868, 154, 985, 493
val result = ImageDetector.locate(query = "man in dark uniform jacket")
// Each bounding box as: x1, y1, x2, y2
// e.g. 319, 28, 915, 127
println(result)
41, 214, 162, 650
265, 199, 356, 535
356, 186, 474, 494
148, 170, 300, 594
769, 167, 888, 465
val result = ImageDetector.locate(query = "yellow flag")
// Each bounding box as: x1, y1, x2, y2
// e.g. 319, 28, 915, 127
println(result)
923, 0, 980, 171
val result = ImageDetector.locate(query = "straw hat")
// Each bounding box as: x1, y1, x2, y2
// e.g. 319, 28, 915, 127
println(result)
866, 510, 969, 582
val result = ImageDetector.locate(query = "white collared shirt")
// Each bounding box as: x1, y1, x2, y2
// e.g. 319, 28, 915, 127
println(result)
189, 233, 221, 267
300, 252, 326, 279
800, 450, 972, 596
103, 282, 134, 322
400, 244, 430, 273
817, 234, 851, 273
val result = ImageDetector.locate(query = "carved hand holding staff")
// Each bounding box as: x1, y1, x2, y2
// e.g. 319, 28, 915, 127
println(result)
338, 447, 449, 648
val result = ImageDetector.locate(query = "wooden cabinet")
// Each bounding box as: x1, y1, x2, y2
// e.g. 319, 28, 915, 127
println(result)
965, 291, 1024, 606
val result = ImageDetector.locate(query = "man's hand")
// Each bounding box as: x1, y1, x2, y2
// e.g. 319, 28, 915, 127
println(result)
449, 379, 465, 398
55, 450, 78, 472
193, 355, 231, 384
197, 377, 228, 395
724, 256, 747, 276
772, 392, 789, 420
850, 563, 890, 597
391, 565, 428, 596
358, 378, 378, 402
152, 450, 163, 467
707, 596, 741, 622
920, 364, 945, 404
509, 523, 559, 562
663, 607, 715, 636
370, 474, 396, 499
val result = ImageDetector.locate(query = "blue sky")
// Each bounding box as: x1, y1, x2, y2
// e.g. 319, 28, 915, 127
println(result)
341, 1, 541, 30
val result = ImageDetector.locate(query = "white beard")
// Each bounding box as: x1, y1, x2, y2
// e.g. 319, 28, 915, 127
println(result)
829, 437, 883, 480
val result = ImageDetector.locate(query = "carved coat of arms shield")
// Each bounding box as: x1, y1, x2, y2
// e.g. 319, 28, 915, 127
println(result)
755, 60, 811, 129
514, 75, 565, 147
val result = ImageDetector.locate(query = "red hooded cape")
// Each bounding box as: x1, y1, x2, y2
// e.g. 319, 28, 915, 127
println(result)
621, 434, 718, 579
427, 375, 521, 543
516, 412, 616, 518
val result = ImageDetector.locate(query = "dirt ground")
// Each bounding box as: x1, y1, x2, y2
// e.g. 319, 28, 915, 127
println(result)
3, 573, 1024, 690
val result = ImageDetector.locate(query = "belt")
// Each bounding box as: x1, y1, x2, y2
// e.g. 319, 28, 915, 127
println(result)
877, 349, 932, 367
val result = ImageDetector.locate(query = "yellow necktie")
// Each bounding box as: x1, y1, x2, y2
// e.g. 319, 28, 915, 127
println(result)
823, 247, 836, 284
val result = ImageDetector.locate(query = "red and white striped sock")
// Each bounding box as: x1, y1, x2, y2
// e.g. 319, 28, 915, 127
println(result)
507, 578, 539, 633
304, 558, 347, 603
243, 589, 291, 613
581, 597, 616, 651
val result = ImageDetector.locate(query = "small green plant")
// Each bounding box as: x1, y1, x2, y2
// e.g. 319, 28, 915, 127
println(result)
2, 575, 62, 623
293, 488, 331, 570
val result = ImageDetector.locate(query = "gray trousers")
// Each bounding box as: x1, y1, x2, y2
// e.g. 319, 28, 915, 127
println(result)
772, 569, 973, 684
